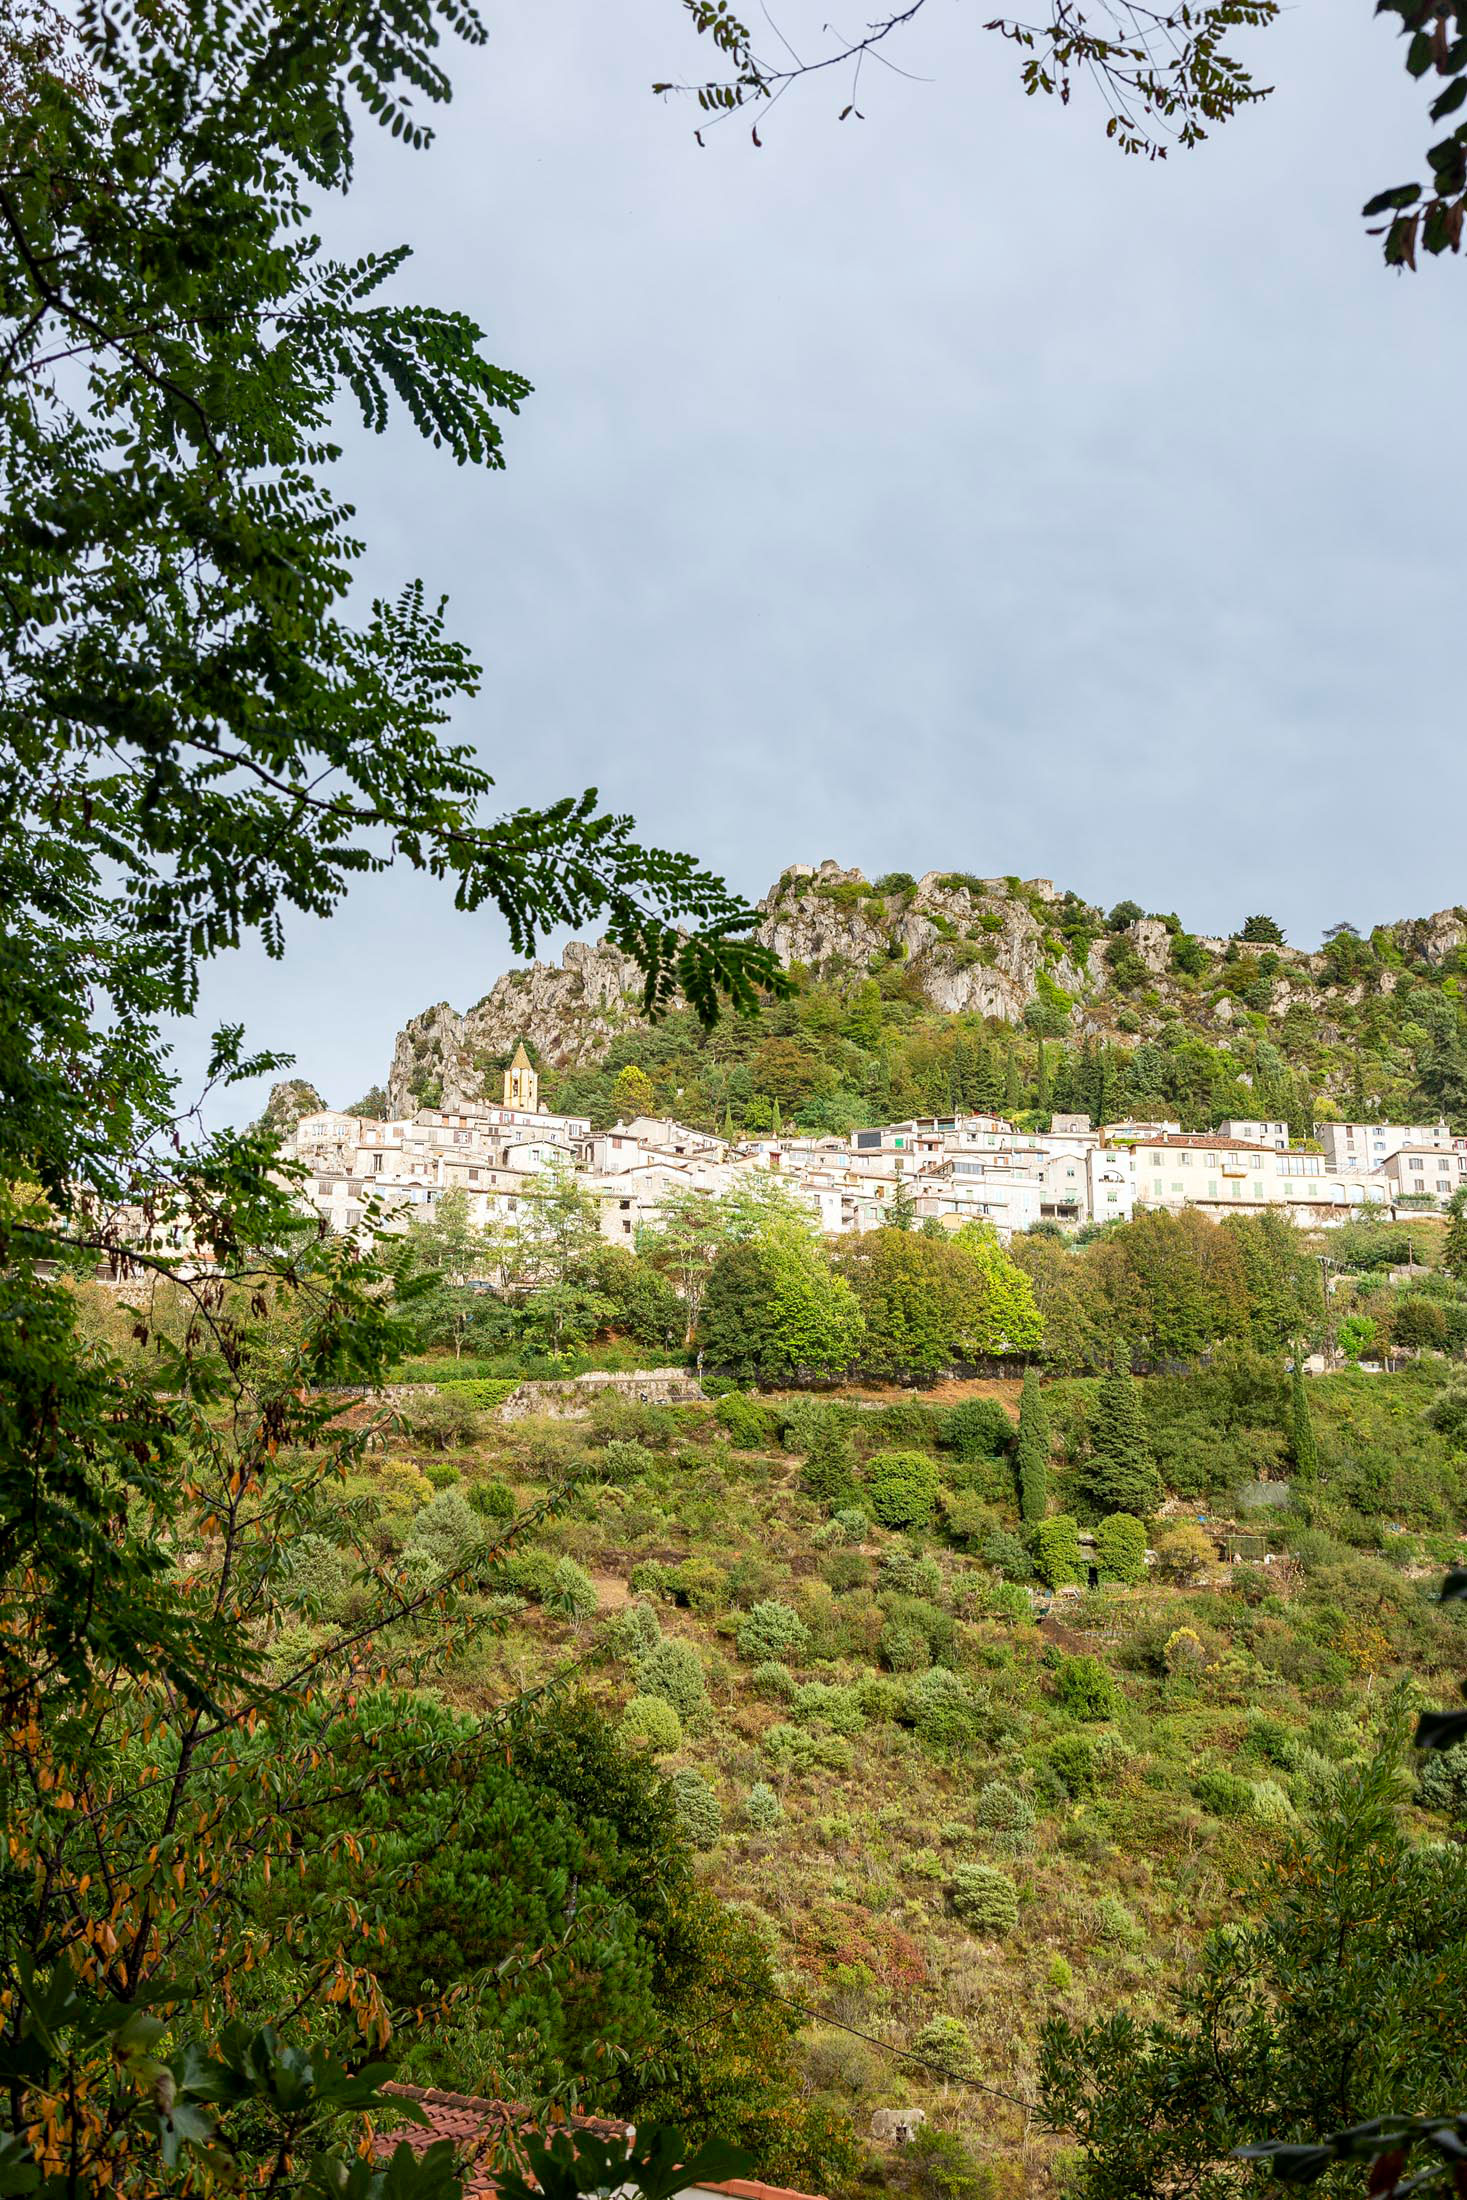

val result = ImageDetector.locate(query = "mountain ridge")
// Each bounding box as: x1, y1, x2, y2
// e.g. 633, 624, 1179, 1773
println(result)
379, 862, 1467, 1131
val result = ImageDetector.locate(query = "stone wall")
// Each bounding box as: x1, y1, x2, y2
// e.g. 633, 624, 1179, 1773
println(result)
497, 1369, 706, 1420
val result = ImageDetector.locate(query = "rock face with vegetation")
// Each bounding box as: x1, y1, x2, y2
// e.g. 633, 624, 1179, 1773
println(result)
382, 859, 1467, 1135
251, 1077, 327, 1139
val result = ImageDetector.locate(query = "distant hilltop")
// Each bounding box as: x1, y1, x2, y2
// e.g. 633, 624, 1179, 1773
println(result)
374, 863, 1466, 1119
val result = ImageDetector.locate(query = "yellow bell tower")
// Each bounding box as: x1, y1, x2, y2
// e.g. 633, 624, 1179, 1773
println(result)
503, 1042, 538, 1112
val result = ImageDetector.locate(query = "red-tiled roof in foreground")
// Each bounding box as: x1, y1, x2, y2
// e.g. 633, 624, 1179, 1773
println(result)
373, 2087, 826, 2200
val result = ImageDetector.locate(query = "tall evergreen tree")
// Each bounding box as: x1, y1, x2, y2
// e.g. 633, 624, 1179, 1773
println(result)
1442, 1195, 1467, 1281
1081, 1348, 1161, 1518
1015, 1370, 1050, 1524
1035, 1038, 1051, 1116
1289, 1358, 1320, 1488
1003, 1045, 1022, 1117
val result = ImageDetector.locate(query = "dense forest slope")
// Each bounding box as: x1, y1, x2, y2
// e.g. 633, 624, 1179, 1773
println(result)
381, 863, 1467, 1138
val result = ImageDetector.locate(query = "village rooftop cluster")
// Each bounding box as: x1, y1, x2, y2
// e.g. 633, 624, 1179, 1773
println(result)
286, 1045, 1467, 1250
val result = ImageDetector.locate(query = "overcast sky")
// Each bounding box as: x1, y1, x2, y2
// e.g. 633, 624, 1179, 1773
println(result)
187, 1, 1467, 1121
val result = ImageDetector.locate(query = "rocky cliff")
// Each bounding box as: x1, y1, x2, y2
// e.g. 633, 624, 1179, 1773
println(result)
377, 862, 1467, 1116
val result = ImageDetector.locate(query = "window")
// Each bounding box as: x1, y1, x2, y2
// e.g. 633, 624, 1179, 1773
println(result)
1171, 1181, 1184, 1196
1178, 1151, 1192, 1168
1253, 1181, 1264, 1198
1208, 1180, 1218, 1197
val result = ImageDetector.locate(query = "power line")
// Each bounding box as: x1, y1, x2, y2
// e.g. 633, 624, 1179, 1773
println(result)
766, 1991, 1038, 2114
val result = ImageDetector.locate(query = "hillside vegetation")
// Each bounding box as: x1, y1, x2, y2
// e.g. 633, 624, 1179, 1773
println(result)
383, 864, 1467, 1138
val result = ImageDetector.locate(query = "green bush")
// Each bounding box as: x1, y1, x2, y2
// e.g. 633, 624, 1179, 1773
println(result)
942, 1490, 999, 1550
422, 1458, 460, 1491
598, 1438, 658, 1485
282, 1534, 351, 1621
736, 1600, 813, 1664
498, 1549, 557, 1603
399, 1389, 483, 1451
871, 1401, 943, 1451
749, 1660, 797, 1702
910, 2014, 978, 2080
1092, 1893, 1145, 1949
878, 1547, 943, 1600
628, 1559, 681, 1600
467, 1479, 516, 1523
764, 1722, 854, 1775
1040, 1732, 1098, 1799
667, 1765, 721, 1849
833, 1506, 869, 1540
941, 1398, 1015, 1462
905, 1665, 977, 1751
672, 1557, 728, 1612
1031, 1514, 1085, 1589
1050, 1653, 1120, 1720
866, 1449, 941, 1529
791, 1682, 865, 1736
618, 1694, 683, 1755
430, 1376, 519, 1412
1194, 1766, 1256, 1818
1417, 1741, 1467, 1824
636, 1635, 708, 1721
982, 1527, 1033, 1581
607, 1601, 661, 1659
879, 1619, 931, 1673
545, 1556, 599, 1622
407, 1487, 484, 1576
820, 1549, 869, 1594
799, 1421, 860, 1512
1095, 1512, 1148, 1585
974, 1780, 1036, 1849
744, 1781, 783, 1830
950, 1861, 1019, 1936
714, 1391, 774, 1449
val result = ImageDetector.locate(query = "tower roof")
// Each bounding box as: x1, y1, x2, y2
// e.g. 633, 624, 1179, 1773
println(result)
509, 1042, 534, 1070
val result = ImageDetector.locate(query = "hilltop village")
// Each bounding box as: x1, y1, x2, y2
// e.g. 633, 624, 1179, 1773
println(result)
288, 1042, 1467, 1252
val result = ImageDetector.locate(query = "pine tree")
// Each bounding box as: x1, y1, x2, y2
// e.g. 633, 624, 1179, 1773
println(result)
1015, 1370, 1049, 1524
1443, 1196, 1467, 1280
888, 1178, 917, 1231
1289, 1358, 1319, 1486
1082, 1348, 1161, 1518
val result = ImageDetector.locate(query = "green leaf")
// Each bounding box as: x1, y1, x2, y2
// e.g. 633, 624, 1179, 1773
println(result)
1361, 183, 1422, 215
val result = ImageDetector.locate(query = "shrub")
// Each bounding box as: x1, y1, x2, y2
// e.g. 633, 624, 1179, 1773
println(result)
1095, 1512, 1148, 1585
636, 1635, 708, 1720
880, 1620, 931, 1673
905, 1665, 977, 1750
974, 1780, 1036, 1849
467, 1479, 516, 1523
950, 1862, 1019, 1936
833, 1506, 869, 1540
737, 1600, 813, 1664
856, 1673, 904, 1721
545, 1556, 600, 1623
628, 1559, 680, 1600
764, 1722, 853, 1774
618, 1694, 682, 1754
422, 1458, 460, 1491
1051, 1653, 1120, 1720
400, 1390, 482, 1452
1040, 1732, 1099, 1800
407, 1488, 487, 1577
982, 1527, 1034, 1581
498, 1549, 556, 1603
872, 1401, 943, 1450
374, 1461, 435, 1514
1152, 1521, 1213, 1584
1194, 1766, 1256, 1818
667, 1766, 721, 1849
1092, 1894, 1145, 1949
282, 1534, 351, 1620
673, 1558, 728, 1612
791, 1682, 865, 1736
1031, 1514, 1084, 1589
983, 1579, 1033, 1621
1417, 1741, 1467, 1824
820, 1549, 869, 1594
800, 1422, 860, 1512
607, 1601, 661, 1659
910, 2015, 978, 2080
749, 1660, 797, 1703
715, 1391, 774, 1450
598, 1438, 658, 1485
878, 1547, 944, 1600
866, 1450, 941, 1530
744, 1781, 782, 1831
941, 1397, 1015, 1463
942, 1490, 999, 1550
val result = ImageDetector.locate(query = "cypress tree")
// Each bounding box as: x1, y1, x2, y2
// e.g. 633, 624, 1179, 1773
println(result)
1035, 1038, 1050, 1116
1289, 1359, 1319, 1485
1003, 1046, 1022, 1117
1015, 1370, 1049, 1524
1443, 1199, 1467, 1281
1082, 1347, 1161, 1518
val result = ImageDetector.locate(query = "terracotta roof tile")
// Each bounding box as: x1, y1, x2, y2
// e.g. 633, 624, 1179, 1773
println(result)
373, 2089, 826, 2200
